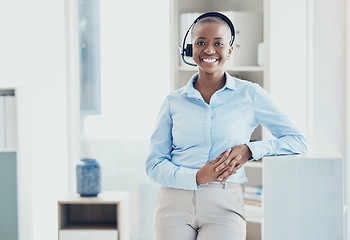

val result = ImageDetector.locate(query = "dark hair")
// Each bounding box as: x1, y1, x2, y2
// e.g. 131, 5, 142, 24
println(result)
191, 16, 231, 41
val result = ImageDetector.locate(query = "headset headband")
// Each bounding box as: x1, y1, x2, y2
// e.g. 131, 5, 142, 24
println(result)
192, 12, 235, 45
181, 12, 236, 67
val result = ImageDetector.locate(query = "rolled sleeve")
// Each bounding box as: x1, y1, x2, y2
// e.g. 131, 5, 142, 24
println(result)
246, 84, 308, 160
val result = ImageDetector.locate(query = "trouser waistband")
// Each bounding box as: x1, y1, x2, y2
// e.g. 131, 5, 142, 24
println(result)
200, 181, 242, 189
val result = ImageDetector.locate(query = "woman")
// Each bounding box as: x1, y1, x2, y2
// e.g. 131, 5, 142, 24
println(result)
145, 12, 308, 240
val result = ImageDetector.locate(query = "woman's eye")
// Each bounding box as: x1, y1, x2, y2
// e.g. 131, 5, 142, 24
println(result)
215, 42, 223, 46
197, 41, 205, 46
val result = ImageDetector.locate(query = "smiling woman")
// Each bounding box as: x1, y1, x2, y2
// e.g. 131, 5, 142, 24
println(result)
146, 11, 308, 240
191, 18, 234, 103
192, 20, 233, 77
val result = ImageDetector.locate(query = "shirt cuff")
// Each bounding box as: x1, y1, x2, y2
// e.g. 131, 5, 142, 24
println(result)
245, 141, 266, 161
175, 167, 200, 190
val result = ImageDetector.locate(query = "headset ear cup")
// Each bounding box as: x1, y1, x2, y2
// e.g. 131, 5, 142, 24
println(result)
185, 44, 193, 57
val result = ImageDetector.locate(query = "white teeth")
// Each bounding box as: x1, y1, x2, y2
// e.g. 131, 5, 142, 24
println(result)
202, 58, 217, 63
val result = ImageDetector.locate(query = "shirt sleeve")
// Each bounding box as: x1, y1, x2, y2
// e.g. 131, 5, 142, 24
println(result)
145, 97, 200, 190
245, 83, 308, 160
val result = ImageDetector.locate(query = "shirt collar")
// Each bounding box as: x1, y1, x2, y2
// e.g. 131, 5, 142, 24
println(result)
224, 71, 237, 90
180, 71, 237, 97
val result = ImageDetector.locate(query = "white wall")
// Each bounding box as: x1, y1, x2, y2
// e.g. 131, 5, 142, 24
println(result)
312, 0, 347, 239
269, 0, 308, 123
0, 0, 170, 238
83, 0, 171, 141
313, 0, 346, 157
268, 0, 346, 157
0, 1, 68, 240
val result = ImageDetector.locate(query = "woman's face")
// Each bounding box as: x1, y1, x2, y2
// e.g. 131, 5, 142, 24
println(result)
192, 22, 233, 75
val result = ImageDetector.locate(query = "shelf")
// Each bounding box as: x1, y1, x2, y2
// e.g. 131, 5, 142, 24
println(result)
59, 229, 118, 240
245, 204, 264, 224
61, 223, 117, 230
179, 65, 264, 72
245, 159, 262, 168
0, 149, 17, 153
59, 191, 129, 203
58, 191, 129, 240
59, 203, 117, 230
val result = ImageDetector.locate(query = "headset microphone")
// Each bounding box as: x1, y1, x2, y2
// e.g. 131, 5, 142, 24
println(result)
180, 12, 236, 67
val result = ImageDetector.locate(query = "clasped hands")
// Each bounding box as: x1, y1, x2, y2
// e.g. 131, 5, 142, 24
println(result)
196, 144, 252, 185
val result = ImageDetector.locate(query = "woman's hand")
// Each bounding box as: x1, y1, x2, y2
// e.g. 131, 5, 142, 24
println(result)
215, 144, 252, 184
196, 149, 233, 185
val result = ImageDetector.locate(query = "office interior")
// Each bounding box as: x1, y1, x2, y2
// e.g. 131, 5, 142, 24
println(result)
0, 0, 349, 240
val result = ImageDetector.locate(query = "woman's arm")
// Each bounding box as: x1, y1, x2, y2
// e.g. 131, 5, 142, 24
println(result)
215, 83, 308, 182
245, 83, 308, 160
145, 97, 200, 190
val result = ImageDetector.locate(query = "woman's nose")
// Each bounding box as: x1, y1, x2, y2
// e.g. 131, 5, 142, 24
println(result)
203, 46, 215, 54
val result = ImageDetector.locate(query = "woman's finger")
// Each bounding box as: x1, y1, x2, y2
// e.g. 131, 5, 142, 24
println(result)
217, 159, 239, 179
220, 170, 236, 184
216, 151, 225, 160
217, 168, 232, 181
217, 155, 242, 182
232, 163, 243, 172
217, 159, 236, 174
214, 148, 232, 168
208, 150, 229, 165
215, 154, 241, 172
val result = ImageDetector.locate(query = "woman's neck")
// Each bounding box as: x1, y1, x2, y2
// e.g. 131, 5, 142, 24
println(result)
194, 70, 226, 93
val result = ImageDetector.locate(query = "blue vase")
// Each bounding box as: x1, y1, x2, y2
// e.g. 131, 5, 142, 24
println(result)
76, 158, 101, 197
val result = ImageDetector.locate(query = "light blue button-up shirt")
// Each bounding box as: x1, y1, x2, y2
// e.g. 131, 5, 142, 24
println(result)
146, 72, 308, 190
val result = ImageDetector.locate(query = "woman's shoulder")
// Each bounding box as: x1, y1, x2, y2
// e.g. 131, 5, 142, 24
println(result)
233, 77, 258, 88
167, 85, 188, 98
228, 77, 262, 96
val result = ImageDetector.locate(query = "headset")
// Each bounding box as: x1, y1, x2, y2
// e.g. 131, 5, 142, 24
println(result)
180, 12, 236, 67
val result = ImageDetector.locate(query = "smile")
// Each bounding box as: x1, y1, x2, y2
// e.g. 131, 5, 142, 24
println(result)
201, 58, 218, 63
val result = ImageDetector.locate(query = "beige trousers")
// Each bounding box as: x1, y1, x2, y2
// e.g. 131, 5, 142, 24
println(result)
154, 181, 247, 240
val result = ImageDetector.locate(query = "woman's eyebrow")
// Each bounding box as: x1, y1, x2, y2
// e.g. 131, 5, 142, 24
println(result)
196, 37, 224, 40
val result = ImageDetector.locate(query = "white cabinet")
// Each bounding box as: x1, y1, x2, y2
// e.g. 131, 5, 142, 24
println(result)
244, 161, 264, 240
58, 192, 129, 240
263, 125, 344, 240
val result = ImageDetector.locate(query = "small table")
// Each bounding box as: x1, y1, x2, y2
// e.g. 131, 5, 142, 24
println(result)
58, 191, 129, 240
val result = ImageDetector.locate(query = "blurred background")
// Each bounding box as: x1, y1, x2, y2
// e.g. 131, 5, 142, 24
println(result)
0, 0, 348, 240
